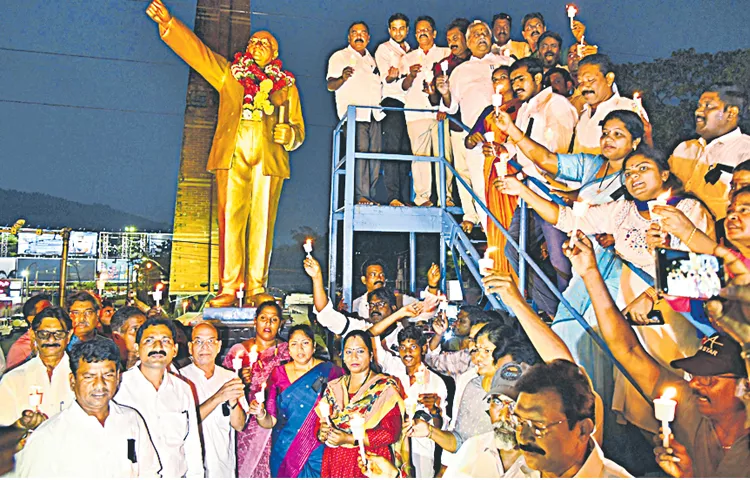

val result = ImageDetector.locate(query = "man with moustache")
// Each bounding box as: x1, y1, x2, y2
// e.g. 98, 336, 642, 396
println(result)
5, 294, 52, 371
0, 307, 75, 428
13, 338, 162, 477
537, 31, 564, 74
438, 20, 512, 231
520, 13, 546, 56
573, 54, 645, 155
180, 322, 246, 478
513, 360, 631, 478
110, 306, 146, 370
400, 16, 451, 207
490, 13, 531, 60
67, 291, 109, 349
349, 258, 431, 319
669, 84, 750, 219
375, 13, 413, 206
328, 21, 385, 205
115, 317, 204, 478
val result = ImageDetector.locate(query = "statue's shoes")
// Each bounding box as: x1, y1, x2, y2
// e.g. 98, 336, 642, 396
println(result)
208, 293, 238, 308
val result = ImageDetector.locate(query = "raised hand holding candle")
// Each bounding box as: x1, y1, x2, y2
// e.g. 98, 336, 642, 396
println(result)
350, 414, 367, 466
304, 238, 313, 258
319, 398, 331, 425
479, 247, 496, 275
152, 284, 163, 307
654, 387, 677, 448
566, 4, 578, 30
255, 381, 267, 406
570, 200, 590, 248
236, 282, 245, 307
28, 386, 43, 412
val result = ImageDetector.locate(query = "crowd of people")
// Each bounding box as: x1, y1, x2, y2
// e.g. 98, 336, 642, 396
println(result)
1, 3, 750, 479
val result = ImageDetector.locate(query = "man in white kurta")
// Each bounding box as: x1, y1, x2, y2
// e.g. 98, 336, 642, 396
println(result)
114, 318, 204, 478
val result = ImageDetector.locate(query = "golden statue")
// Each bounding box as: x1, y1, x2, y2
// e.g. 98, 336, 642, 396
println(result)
147, 1, 305, 307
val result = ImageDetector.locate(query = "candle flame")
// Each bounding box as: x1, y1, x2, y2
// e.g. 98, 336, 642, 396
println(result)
261, 381, 267, 389
662, 386, 677, 400
155, 283, 163, 291
236, 350, 243, 358
239, 282, 245, 291
305, 238, 312, 245
633, 91, 641, 101
566, 4, 578, 16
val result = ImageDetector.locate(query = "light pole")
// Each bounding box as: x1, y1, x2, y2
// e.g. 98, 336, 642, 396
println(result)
20, 270, 29, 304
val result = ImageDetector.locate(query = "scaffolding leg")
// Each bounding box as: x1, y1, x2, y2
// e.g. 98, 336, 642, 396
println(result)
409, 232, 416, 294
342, 107, 357, 308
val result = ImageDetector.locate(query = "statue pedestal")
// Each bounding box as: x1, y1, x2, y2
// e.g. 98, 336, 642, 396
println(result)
203, 307, 258, 323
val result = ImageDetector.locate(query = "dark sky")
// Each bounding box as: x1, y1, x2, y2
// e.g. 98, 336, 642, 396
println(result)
2, 0, 750, 243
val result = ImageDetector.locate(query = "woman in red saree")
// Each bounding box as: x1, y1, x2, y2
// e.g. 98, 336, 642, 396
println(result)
316, 330, 405, 478
466, 65, 523, 275
223, 300, 290, 477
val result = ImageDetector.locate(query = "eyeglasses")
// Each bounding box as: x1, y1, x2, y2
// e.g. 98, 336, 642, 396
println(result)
511, 413, 566, 438
192, 338, 218, 347
69, 309, 96, 319
142, 337, 174, 346
370, 301, 388, 309
685, 373, 742, 387
489, 396, 516, 414
35, 330, 67, 341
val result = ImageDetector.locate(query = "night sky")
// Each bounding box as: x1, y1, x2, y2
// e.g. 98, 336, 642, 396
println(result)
2, 0, 749, 243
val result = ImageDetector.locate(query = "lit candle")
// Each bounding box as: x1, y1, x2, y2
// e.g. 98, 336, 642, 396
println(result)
478, 247, 496, 275
440, 60, 449, 75
255, 382, 267, 405
495, 152, 509, 178
318, 398, 331, 425
654, 387, 677, 448
566, 4, 578, 30
484, 131, 496, 158
248, 344, 259, 366
152, 284, 163, 307
350, 414, 367, 466
28, 386, 43, 412
278, 104, 286, 124
570, 200, 590, 248
232, 350, 244, 374
577, 35, 585, 57
236, 283, 245, 307
492, 85, 503, 116
404, 396, 418, 419
648, 189, 671, 221
303, 238, 313, 258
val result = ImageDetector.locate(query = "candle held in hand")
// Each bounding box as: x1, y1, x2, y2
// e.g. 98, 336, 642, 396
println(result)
278, 104, 286, 124
152, 283, 163, 307
249, 344, 259, 366
647, 189, 671, 221
350, 414, 367, 466
566, 4, 578, 29
570, 201, 590, 248
255, 382, 267, 405
318, 398, 331, 425
232, 350, 244, 374
479, 247, 496, 275
440, 60, 449, 74
304, 238, 313, 258
28, 386, 43, 412
654, 387, 677, 448
236, 282, 245, 307
495, 153, 509, 178
484, 131, 496, 158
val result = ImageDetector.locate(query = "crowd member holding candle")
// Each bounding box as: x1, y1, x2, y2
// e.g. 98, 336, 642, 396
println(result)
222, 300, 290, 477
465, 64, 522, 274
668, 84, 750, 220
110, 306, 147, 370
5, 294, 52, 371
399, 15, 451, 208
317, 330, 406, 478
490, 13, 531, 60
497, 146, 711, 432
179, 322, 246, 478
567, 233, 750, 478
437, 20, 512, 231
249, 324, 344, 478
374, 13, 413, 207
13, 338, 162, 478
0, 307, 75, 430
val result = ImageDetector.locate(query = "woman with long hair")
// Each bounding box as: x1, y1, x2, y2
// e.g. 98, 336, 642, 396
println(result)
496, 146, 712, 432
223, 300, 290, 478
316, 330, 405, 478
249, 324, 344, 478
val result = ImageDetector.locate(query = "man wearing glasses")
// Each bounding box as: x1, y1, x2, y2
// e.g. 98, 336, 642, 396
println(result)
513, 360, 631, 478
0, 307, 75, 432
179, 322, 246, 478
66, 291, 108, 349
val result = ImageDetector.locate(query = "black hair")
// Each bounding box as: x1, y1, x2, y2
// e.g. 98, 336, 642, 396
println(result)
101, 299, 114, 309
476, 322, 542, 366
578, 53, 615, 76
69, 337, 121, 375
460, 305, 511, 327
510, 57, 544, 79
388, 13, 409, 28
341, 329, 381, 374
366, 287, 397, 309
23, 294, 51, 319
397, 324, 426, 348
731, 184, 750, 201
542, 67, 574, 91
31, 306, 72, 331
734, 159, 750, 173
66, 291, 100, 312
256, 300, 283, 319
287, 323, 315, 343
110, 306, 145, 334
491, 13, 512, 28
135, 316, 177, 344
516, 359, 596, 429
493, 65, 511, 77
348, 21, 370, 35
446, 18, 470, 35
621, 145, 683, 201
600, 110, 645, 144
521, 12, 545, 31
415, 15, 436, 31
538, 31, 562, 48
360, 258, 386, 278
710, 83, 747, 117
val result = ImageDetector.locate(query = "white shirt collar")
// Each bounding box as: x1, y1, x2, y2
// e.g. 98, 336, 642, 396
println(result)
388, 38, 410, 52
346, 45, 369, 58
574, 439, 608, 478
582, 88, 621, 114
702, 127, 743, 149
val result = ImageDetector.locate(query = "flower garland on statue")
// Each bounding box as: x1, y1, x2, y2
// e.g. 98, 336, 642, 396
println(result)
230, 53, 295, 121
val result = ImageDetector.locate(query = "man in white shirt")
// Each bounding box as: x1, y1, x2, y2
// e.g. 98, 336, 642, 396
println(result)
375, 13, 413, 206
669, 83, 750, 218
13, 338, 162, 478
514, 360, 631, 478
574, 54, 644, 155
179, 322, 246, 478
490, 13, 531, 60
0, 307, 75, 428
438, 20, 512, 230
400, 15, 451, 207
501, 56, 578, 317
327, 21, 384, 205
520, 13, 546, 56
114, 317, 204, 478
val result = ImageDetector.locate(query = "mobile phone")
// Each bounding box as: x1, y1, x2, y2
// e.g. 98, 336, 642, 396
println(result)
626, 309, 665, 326
655, 248, 726, 300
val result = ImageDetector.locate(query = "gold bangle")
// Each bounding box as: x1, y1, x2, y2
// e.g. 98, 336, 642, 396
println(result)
427, 424, 432, 439
685, 227, 697, 247
645, 287, 658, 304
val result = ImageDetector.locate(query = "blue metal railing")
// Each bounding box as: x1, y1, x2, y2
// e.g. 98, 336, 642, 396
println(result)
329, 104, 649, 401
